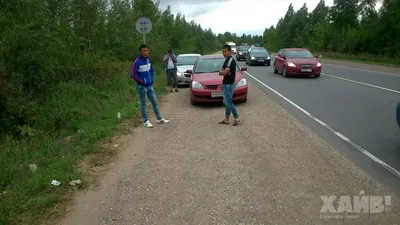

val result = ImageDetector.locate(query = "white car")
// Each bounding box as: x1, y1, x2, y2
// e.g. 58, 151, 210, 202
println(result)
176, 53, 201, 85
230, 45, 237, 54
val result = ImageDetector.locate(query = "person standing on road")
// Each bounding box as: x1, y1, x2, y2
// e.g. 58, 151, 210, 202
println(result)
131, 44, 170, 128
219, 44, 240, 126
163, 49, 179, 92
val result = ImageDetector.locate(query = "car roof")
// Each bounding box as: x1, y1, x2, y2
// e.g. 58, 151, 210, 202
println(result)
199, 54, 224, 59
284, 48, 309, 51
177, 53, 201, 57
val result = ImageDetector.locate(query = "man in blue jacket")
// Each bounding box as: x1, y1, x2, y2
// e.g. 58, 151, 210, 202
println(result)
130, 44, 169, 128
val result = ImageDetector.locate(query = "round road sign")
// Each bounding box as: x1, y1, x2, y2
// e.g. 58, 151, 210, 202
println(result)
135, 17, 152, 34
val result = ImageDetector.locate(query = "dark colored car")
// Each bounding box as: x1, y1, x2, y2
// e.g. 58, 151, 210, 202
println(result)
245, 47, 271, 66
236, 45, 251, 61
273, 48, 321, 78
397, 102, 400, 128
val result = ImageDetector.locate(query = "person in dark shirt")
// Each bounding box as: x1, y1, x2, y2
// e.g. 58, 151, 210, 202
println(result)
218, 44, 240, 126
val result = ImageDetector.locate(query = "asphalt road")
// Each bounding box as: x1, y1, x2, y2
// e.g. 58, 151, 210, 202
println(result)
236, 57, 400, 189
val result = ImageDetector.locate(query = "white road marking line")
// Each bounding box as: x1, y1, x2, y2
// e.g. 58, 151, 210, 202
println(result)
321, 73, 400, 94
322, 63, 400, 76
244, 71, 400, 180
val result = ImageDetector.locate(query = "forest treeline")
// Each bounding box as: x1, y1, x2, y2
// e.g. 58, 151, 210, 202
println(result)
0, 0, 261, 137
262, 0, 400, 62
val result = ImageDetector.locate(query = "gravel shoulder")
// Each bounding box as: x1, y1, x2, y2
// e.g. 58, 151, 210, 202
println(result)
58, 83, 399, 225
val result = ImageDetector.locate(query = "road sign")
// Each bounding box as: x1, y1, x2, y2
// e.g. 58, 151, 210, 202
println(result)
136, 17, 152, 34
136, 17, 152, 44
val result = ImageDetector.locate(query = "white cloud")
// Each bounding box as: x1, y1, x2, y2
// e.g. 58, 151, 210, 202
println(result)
181, 0, 334, 35
163, 0, 382, 35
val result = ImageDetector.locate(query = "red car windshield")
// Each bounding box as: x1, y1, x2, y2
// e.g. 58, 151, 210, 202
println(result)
286, 50, 313, 58
194, 58, 225, 73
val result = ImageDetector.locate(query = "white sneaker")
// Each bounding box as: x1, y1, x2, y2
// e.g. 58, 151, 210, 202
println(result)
144, 120, 154, 128
157, 118, 169, 124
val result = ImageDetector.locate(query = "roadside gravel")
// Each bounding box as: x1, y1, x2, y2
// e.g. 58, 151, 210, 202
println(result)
58, 83, 399, 225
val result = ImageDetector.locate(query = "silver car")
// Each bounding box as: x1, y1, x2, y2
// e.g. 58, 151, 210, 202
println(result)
176, 53, 201, 85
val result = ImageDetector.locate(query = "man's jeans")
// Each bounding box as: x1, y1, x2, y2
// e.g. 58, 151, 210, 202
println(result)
222, 84, 239, 118
137, 85, 162, 122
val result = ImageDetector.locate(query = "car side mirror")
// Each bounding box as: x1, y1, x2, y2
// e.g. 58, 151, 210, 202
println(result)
281, 55, 286, 59
240, 67, 247, 71
314, 55, 319, 58
186, 69, 192, 74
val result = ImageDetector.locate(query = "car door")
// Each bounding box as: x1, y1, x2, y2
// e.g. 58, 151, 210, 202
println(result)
247, 48, 252, 62
275, 49, 284, 70
281, 50, 287, 69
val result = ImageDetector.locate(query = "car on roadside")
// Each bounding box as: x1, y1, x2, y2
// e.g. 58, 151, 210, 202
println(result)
245, 47, 271, 66
236, 45, 251, 61
397, 102, 400, 128
185, 54, 248, 105
273, 48, 321, 78
176, 53, 201, 85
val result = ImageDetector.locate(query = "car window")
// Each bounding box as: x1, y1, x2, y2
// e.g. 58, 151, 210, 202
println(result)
251, 48, 268, 54
194, 58, 226, 73
176, 56, 199, 65
277, 49, 283, 56
239, 46, 250, 51
286, 50, 313, 58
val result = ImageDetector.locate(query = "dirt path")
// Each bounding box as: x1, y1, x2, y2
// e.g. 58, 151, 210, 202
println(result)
58, 83, 399, 225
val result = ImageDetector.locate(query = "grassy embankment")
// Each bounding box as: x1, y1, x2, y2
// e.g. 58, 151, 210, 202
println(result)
314, 51, 400, 67
0, 59, 167, 225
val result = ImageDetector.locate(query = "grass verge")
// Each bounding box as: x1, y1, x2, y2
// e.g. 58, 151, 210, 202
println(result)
314, 51, 400, 67
0, 61, 167, 225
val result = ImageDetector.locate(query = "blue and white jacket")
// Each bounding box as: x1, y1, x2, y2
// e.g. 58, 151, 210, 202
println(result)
130, 55, 154, 87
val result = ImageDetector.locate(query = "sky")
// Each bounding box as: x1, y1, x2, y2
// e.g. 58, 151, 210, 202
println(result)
157, 0, 383, 36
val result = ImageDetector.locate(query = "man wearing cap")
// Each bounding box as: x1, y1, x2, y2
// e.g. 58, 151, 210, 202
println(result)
163, 49, 179, 92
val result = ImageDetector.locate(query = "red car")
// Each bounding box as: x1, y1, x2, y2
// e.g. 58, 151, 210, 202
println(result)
186, 54, 248, 105
273, 48, 321, 78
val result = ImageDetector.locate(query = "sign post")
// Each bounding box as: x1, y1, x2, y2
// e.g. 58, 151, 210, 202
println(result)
135, 17, 152, 44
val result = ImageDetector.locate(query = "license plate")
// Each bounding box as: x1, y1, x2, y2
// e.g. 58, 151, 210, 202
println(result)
258, 60, 264, 62
211, 92, 223, 97
301, 69, 312, 72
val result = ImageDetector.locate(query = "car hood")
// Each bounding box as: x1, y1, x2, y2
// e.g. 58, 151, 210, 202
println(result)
176, 65, 194, 73
193, 72, 244, 85
286, 58, 318, 64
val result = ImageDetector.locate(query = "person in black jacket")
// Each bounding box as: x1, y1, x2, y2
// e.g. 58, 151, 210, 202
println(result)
219, 44, 240, 126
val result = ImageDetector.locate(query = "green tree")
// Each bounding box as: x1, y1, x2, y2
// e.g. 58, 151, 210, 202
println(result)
261, 0, 400, 62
